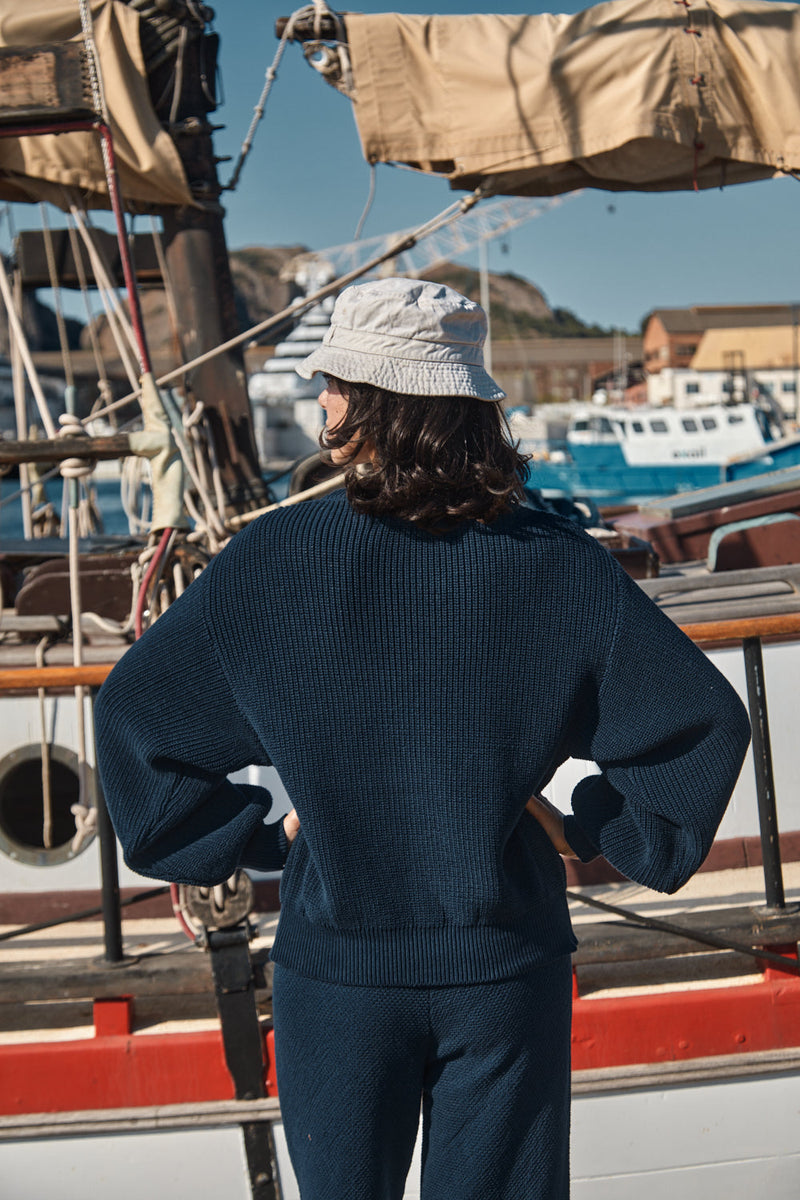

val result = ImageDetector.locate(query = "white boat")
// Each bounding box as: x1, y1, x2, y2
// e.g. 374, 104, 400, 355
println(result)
513, 402, 800, 502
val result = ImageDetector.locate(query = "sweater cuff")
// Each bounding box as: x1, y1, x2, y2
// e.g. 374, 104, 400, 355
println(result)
240, 819, 289, 872
563, 815, 599, 863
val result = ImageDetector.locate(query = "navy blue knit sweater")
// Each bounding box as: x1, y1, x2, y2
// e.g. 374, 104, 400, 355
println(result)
95, 492, 750, 986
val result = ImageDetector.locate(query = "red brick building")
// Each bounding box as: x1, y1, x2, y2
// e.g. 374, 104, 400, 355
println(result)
643, 304, 798, 374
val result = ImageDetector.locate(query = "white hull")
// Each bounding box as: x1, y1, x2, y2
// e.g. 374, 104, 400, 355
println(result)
1, 635, 796, 901
4, 1057, 800, 1200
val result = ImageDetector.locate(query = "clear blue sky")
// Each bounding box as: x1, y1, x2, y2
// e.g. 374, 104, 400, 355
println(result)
208, 0, 800, 334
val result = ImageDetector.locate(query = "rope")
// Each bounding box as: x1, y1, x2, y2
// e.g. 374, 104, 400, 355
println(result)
69, 207, 140, 389
35, 636, 53, 850
0, 886, 169, 944
55, 407, 97, 856
353, 163, 377, 241
0, 254, 57, 438
567, 889, 800, 976
168, 23, 188, 128
39, 205, 75, 390
134, 526, 174, 639
78, 2, 152, 376
222, 3, 338, 192
10, 267, 33, 538
84, 188, 486, 424
58, 412, 96, 482
65, 215, 113, 414
0, 466, 60, 514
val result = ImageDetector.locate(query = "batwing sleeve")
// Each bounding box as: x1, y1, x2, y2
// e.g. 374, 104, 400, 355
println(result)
562, 564, 751, 893
94, 556, 288, 885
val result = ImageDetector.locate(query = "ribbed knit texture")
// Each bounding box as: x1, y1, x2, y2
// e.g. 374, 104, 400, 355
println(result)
272, 958, 573, 1199
95, 491, 750, 987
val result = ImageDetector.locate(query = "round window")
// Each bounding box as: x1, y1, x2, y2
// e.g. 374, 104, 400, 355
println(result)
0, 744, 96, 866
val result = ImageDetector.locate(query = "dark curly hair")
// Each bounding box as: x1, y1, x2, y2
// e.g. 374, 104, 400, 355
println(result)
320, 378, 529, 533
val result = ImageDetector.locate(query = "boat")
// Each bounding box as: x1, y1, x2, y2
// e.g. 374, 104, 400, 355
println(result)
512, 400, 800, 504
3, 2, 800, 1197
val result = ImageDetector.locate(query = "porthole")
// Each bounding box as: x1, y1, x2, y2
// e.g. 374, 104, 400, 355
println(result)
0, 744, 96, 866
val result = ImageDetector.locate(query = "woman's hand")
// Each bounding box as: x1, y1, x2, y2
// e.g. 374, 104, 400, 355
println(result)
283, 809, 300, 845
525, 793, 576, 858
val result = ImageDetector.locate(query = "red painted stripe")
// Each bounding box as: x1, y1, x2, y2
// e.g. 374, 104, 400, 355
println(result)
571, 973, 800, 1070
0, 1030, 236, 1115
2, 974, 799, 1116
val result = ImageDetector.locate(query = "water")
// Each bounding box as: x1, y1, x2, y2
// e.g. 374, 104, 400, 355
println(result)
0, 469, 293, 543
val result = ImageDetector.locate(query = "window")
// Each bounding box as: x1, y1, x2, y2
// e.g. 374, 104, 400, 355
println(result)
722, 381, 734, 393
685, 382, 700, 395
573, 419, 588, 431
783, 381, 797, 393
682, 418, 698, 432
728, 413, 744, 424
701, 417, 718, 430
632, 421, 644, 433
650, 419, 668, 433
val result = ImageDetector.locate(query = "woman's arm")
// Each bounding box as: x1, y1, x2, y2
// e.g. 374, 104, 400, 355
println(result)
560, 565, 751, 893
95, 558, 288, 885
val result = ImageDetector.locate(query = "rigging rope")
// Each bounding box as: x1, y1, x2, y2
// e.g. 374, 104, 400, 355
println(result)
39, 205, 75, 391
65, 213, 113, 415
69, 207, 140, 389
222, 1, 347, 193
353, 163, 377, 241
567, 889, 800, 976
35, 636, 53, 851
84, 188, 488, 425
0, 254, 57, 438
9, 263, 33, 539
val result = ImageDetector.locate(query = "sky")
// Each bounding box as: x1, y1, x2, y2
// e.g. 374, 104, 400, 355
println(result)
201, 0, 800, 334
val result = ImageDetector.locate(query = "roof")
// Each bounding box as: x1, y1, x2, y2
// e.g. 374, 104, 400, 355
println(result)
691, 326, 799, 370
646, 306, 799, 335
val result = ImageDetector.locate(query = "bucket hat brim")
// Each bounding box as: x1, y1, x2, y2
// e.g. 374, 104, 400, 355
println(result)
296, 278, 506, 401
297, 343, 505, 401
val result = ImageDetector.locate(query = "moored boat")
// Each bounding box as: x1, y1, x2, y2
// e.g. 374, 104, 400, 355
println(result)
513, 402, 800, 504
4, 2, 800, 1197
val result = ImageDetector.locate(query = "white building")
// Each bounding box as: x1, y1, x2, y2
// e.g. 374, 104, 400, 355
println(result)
647, 324, 800, 418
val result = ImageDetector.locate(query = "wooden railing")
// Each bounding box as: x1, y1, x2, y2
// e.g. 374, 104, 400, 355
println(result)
0, 664, 114, 692
0, 609, 795, 947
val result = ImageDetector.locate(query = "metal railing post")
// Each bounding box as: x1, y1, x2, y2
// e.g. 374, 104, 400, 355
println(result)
742, 636, 786, 910
91, 690, 124, 962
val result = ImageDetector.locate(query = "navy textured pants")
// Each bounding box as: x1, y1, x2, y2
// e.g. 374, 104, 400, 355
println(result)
272, 955, 573, 1200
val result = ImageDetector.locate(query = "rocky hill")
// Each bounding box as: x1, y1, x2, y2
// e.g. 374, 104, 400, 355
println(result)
31, 244, 611, 360
229, 249, 614, 342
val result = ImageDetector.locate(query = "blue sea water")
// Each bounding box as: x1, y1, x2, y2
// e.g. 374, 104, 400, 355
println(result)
0, 470, 293, 543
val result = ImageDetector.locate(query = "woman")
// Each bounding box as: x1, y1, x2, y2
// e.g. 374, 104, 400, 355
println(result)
95, 277, 750, 1199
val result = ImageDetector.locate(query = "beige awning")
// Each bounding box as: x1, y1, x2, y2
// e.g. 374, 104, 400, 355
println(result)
0, 0, 192, 210
343, 0, 800, 195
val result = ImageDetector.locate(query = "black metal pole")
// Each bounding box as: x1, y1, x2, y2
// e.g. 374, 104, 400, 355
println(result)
742, 636, 786, 910
95, 775, 124, 962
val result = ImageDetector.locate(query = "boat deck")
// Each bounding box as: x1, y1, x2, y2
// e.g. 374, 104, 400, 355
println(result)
3, 861, 800, 1045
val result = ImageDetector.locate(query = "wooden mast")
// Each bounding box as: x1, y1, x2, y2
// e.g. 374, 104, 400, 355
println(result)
134, 0, 268, 514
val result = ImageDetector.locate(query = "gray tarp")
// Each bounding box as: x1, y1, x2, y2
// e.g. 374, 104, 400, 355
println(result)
0, 0, 192, 210
343, 0, 800, 194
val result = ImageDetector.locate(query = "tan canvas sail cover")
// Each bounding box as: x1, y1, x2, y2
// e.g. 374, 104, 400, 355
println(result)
0, 0, 192, 209
344, 0, 800, 195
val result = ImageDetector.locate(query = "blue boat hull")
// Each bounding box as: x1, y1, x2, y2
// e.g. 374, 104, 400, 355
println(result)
524, 439, 800, 503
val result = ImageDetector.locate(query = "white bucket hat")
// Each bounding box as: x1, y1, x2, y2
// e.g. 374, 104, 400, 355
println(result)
296, 277, 505, 401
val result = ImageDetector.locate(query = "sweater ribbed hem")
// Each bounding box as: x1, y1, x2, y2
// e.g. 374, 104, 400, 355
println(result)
563, 815, 599, 864
270, 898, 577, 987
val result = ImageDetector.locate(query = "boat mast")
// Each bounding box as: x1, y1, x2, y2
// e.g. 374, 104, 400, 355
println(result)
135, 0, 267, 514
